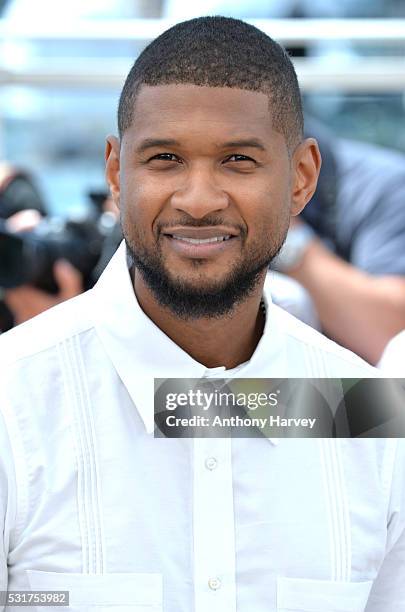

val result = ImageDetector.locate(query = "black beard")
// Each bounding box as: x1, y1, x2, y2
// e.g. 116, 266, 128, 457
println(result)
125, 231, 287, 320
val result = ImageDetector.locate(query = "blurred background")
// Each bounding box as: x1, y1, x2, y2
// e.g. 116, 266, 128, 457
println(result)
0, 0, 404, 214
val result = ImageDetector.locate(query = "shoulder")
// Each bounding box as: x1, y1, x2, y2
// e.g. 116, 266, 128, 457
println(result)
0, 289, 95, 368
0, 289, 98, 483
271, 303, 377, 377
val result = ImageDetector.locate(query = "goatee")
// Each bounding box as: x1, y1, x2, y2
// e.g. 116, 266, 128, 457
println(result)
124, 231, 287, 320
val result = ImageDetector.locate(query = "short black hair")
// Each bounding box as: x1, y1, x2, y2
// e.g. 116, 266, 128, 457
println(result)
118, 16, 303, 151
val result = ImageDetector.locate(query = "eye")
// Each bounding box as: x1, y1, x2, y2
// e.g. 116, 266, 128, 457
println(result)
149, 153, 182, 163
224, 154, 256, 164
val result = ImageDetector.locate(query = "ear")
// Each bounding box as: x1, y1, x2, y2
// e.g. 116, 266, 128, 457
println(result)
105, 135, 121, 210
291, 138, 322, 216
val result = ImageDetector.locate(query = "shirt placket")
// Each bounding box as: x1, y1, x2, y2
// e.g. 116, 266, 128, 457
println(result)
193, 435, 236, 612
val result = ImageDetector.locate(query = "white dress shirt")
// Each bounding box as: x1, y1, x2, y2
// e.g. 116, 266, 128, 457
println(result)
0, 242, 404, 612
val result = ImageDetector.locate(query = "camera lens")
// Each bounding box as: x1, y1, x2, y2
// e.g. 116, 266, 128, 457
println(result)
0, 232, 26, 288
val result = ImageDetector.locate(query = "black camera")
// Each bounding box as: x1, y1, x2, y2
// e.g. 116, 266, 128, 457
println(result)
0, 211, 119, 293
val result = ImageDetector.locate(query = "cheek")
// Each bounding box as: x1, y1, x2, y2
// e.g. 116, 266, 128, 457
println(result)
241, 179, 290, 227
120, 174, 165, 230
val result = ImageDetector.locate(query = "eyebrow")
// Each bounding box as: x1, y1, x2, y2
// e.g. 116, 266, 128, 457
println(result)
135, 137, 267, 154
219, 139, 267, 152
136, 138, 180, 154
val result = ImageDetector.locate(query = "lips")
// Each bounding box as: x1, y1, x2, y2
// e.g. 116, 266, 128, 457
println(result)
171, 234, 232, 244
162, 225, 239, 239
161, 226, 239, 259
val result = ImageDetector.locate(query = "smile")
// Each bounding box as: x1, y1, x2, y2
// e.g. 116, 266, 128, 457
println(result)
171, 235, 232, 244
163, 234, 237, 258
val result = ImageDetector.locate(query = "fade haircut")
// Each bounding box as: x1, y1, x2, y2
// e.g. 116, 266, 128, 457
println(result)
118, 17, 303, 150
118, 16, 303, 152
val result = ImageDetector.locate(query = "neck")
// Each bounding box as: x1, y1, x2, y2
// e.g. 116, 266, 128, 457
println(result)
133, 270, 267, 370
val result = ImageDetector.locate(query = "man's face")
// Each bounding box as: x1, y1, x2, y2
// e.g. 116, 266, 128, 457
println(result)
106, 84, 318, 318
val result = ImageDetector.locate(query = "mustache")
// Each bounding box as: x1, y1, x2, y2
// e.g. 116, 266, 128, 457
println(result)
156, 216, 246, 235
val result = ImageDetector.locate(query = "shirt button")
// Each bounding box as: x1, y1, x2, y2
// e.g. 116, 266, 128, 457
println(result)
208, 577, 221, 590
205, 457, 218, 471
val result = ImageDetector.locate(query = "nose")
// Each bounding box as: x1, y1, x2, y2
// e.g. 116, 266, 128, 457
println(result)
170, 167, 229, 219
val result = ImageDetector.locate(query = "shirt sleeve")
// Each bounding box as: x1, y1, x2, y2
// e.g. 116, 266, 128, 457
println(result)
365, 441, 405, 611
349, 176, 405, 275
335, 141, 405, 276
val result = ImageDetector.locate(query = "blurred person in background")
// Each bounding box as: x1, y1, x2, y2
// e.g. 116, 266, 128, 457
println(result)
0, 163, 46, 219
0, 168, 122, 332
0, 164, 83, 332
271, 118, 405, 366
1, 222, 83, 330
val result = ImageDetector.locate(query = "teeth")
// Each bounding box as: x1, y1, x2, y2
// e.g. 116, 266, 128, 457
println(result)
171, 235, 231, 244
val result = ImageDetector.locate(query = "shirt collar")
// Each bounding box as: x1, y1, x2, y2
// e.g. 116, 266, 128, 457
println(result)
91, 241, 284, 444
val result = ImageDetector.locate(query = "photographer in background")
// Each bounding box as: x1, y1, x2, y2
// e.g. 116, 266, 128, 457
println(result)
271, 118, 405, 365
1, 183, 121, 332
0, 165, 97, 331
2, 212, 83, 329
0, 165, 80, 331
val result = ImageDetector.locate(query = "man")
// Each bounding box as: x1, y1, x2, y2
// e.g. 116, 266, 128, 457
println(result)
0, 16, 404, 612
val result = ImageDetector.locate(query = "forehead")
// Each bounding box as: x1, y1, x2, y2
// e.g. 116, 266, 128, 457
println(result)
125, 84, 281, 145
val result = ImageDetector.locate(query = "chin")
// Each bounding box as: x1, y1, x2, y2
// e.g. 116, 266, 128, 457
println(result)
166, 271, 231, 293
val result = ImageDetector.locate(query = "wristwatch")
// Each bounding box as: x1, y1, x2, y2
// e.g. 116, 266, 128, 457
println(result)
272, 223, 316, 272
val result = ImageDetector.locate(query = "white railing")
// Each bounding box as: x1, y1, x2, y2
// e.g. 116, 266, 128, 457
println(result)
0, 18, 404, 45
0, 19, 403, 92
